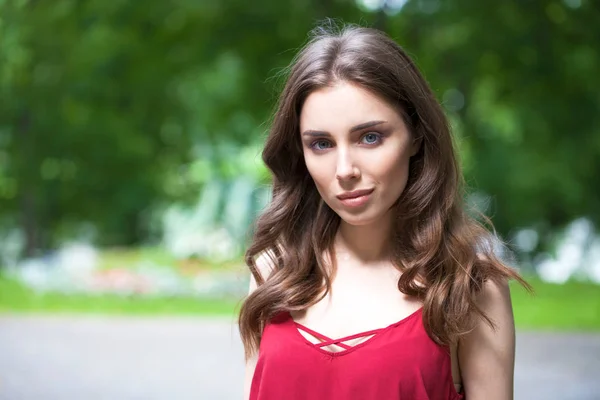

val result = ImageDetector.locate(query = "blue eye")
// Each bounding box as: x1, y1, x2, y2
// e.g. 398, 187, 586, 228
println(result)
362, 132, 382, 145
310, 140, 332, 151
308, 133, 382, 152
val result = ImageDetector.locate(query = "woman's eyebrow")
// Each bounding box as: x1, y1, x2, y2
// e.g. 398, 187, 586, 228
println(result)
301, 120, 387, 137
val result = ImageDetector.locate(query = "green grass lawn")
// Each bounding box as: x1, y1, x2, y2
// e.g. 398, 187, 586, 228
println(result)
0, 274, 241, 316
97, 247, 243, 272
511, 276, 600, 331
1, 273, 598, 331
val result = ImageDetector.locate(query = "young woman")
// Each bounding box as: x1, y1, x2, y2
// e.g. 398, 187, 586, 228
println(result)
239, 23, 529, 400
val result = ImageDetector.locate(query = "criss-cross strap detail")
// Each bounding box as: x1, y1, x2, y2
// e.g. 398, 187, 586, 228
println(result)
315, 328, 383, 349
294, 323, 352, 350
295, 322, 384, 350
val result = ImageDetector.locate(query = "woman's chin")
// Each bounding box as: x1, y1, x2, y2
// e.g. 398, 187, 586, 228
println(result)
337, 211, 379, 227
335, 205, 395, 227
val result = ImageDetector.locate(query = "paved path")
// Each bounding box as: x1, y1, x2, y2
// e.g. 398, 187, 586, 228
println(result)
0, 315, 599, 400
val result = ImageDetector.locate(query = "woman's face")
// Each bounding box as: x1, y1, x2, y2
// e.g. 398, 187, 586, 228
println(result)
299, 81, 419, 226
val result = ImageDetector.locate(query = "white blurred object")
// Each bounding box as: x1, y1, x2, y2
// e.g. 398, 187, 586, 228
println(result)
536, 218, 599, 284
13, 242, 99, 293
0, 228, 25, 269
162, 177, 258, 262
583, 238, 600, 283
17, 258, 50, 291
56, 243, 99, 276
514, 228, 539, 253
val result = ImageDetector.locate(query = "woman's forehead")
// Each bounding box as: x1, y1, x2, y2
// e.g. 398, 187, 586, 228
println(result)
299, 83, 402, 133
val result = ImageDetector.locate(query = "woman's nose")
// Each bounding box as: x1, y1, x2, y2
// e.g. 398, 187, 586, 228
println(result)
335, 150, 360, 181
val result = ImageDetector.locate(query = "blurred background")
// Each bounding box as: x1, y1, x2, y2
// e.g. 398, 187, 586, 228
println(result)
0, 0, 599, 399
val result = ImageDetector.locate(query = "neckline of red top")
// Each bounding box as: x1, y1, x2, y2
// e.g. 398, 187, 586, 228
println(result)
287, 306, 424, 357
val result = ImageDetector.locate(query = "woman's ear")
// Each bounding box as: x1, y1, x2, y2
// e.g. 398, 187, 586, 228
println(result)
410, 135, 423, 157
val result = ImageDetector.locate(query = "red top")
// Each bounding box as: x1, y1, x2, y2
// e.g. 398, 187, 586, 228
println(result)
250, 307, 465, 400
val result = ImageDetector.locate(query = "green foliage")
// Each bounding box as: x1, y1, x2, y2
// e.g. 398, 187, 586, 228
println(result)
0, 0, 367, 254
387, 0, 600, 243
0, 0, 599, 256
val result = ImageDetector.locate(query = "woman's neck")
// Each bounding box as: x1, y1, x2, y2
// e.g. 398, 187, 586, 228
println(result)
334, 213, 393, 264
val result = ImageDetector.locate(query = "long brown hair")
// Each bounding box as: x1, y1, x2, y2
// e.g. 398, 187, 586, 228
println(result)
238, 22, 530, 359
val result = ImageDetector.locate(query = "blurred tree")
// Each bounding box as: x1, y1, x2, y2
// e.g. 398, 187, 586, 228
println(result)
387, 0, 600, 250
0, 0, 598, 258
0, 0, 364, 257
1, 0, 198, 253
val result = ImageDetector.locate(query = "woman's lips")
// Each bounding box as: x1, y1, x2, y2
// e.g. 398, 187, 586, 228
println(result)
337, 189, 374, 208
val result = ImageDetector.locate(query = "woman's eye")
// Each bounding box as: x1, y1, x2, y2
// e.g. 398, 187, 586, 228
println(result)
311, 140, 332, 150
362, 132, 382, 145
309, 133, 381, 151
